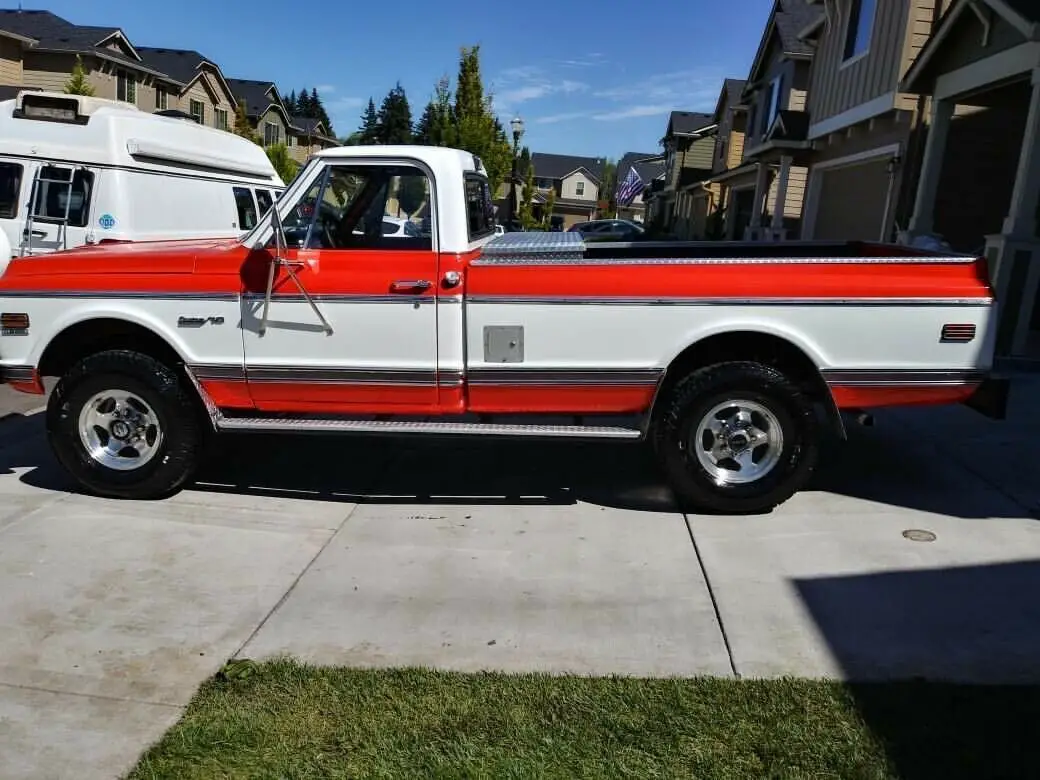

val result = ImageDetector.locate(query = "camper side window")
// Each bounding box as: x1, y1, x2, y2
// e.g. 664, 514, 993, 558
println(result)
0, 162, 22, 219
233, 187, 258, 230
254, 189, 273, 216
32, 166, 94, 227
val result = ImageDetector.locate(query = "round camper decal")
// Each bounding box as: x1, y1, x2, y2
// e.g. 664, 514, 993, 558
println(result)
98, 214, 116, 230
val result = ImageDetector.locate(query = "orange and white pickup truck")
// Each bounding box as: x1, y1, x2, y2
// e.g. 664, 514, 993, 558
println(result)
0, 145, 1009, 513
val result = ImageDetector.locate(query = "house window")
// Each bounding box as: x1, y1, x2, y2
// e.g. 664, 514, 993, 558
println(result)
575, 181, 585, 196
189, 99, 205, 125
264, 121, 281, 146
116, 70, 136, 104
214, 108, 228, 131
155, 88, 168, 111
766, 74, 783, 131
843, 0, 876, 61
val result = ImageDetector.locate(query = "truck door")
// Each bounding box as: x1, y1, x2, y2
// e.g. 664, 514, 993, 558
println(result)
240, 159, 440, 414
19, 163, 99, 255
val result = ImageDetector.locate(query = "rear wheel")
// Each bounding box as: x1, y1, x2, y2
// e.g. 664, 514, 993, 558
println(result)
46, 350, 204, 499
652, 361, 820, 514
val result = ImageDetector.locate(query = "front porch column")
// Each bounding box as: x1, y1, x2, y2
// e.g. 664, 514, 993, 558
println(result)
722, 187, 737, 239
907, 98, 954, 236
986, 71, 1040, 357
771, 155, 793, 231
749, 162, 770, 234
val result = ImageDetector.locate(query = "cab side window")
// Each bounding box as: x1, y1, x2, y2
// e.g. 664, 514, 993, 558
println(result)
233, 187, 258, 230
281, 163, 432, 251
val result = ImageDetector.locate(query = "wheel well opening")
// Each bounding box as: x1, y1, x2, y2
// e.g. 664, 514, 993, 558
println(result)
38, 319, 184, 379
658, 331, 834, 414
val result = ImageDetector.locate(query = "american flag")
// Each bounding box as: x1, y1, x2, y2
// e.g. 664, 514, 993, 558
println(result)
615, 165, 644, 207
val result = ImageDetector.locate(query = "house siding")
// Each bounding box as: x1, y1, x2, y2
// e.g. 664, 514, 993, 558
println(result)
915, 10, 1027, 83
684, 135, 715, 171
258, 107, 288, 145
807, 0, 930, 125
0, 38, 22, 84
561, 170, 598, 202
22, 51, 75, 92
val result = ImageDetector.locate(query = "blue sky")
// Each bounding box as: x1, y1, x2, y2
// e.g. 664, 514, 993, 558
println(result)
43, 0, 774, 160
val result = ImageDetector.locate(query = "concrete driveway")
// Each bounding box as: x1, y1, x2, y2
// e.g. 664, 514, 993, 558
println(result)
0, 375, 1036, 779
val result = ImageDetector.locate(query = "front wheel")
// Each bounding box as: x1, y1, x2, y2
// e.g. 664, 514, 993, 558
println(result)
651, 361, 820, 514
46, 350, 205, 499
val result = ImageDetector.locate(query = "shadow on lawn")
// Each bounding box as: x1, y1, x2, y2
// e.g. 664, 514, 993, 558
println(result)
796, 559, 1040, 777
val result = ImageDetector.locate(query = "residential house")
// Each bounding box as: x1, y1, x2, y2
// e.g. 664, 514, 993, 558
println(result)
656, 110, 717, 236
899, 0, 1040, 358
289, 115, 339, 164
724, 0, 819, 241
614, 151, 665, 223
136, 47, 237, 130
0, 9, 175, 109
693, 78, 749, 239
226, 78, 292, 148
528, 152, 606, 228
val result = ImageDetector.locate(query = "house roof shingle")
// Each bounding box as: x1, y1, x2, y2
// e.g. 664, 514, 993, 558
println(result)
0, 10, 147, 71
226, 77, 280, 118
616, 151, 665, 193
136, 46, 214, 85
667, 110, 715, 137
774, 0, 821, 56
529, 152, 606, 182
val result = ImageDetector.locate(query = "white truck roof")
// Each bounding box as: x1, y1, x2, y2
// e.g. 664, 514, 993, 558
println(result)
0, 90, 282, 185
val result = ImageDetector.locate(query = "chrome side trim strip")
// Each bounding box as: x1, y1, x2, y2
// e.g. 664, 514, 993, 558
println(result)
0, 290, 241, 301
467, 368, 663, 385
472, 254, 979, 267
190, 364, 246, 381
241, 293, 439, 305
246, 367, 441, 385
216, 415, 642, 439
0, 364, 35, 383
821, 369, 985, 386
465, 295, 993, 307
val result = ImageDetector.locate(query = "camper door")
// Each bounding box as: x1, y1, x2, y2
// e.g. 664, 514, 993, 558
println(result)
20, 162, 99, 255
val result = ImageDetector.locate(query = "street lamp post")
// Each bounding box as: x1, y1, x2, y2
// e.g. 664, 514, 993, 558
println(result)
508, 115, 524, 230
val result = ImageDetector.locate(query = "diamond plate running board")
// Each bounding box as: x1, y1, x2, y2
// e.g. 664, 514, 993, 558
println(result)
215, 415, 642, 439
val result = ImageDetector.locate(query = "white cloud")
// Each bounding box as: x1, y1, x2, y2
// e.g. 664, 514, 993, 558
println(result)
315, 84, 336, 93
591, 104, 673, 121
533, 111, 590, 124
330, 96, 364, 110
493, 65, 588, 108
593, 68, 723, 109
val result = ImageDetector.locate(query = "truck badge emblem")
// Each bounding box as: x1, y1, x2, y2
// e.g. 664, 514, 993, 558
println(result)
177, 316, 225, 328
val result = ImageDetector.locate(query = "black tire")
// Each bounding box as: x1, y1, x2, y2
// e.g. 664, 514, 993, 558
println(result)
46, 349, 205, 500
651, 361, 820, 514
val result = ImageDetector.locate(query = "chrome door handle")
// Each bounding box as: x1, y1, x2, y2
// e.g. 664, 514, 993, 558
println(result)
390, 279, 432, 292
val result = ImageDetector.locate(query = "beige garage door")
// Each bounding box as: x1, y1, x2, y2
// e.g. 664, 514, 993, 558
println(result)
811, 159, 891, 241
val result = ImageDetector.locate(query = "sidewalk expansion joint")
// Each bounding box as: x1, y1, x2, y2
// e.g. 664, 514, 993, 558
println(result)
684, 514, 739, 679
0, 680, 184, 710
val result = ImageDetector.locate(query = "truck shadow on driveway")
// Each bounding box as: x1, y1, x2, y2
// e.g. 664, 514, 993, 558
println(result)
0, 411, 1033, 519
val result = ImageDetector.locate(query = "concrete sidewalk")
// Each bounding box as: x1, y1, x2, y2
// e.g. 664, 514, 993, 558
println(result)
0, 375, 1036, 778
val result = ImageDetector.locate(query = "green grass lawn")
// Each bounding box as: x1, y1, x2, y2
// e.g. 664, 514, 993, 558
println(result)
128, 659, 1040, 780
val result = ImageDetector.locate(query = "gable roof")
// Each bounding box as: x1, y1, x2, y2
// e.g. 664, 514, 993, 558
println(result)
744, 0, 822, 88
0, 10, 167, 77
902, 0, 1040, 93
666, 110, 716, 137
226, 77, 291, 124
137, 46, 237, 105
530, 152, 606, 182
713, 78, 747, 121
617, 151, 665, 189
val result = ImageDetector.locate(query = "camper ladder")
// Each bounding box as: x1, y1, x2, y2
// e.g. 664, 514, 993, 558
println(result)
21, 166, 78, 256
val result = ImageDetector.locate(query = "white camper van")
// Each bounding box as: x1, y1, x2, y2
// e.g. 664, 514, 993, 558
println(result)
0, 90, 285, 258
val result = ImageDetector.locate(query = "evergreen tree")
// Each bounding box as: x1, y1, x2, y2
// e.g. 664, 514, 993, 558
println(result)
233, 99, 261, 145
309, 87, 334, 134
542, 187, 556, 230
64, 55, 96, 97
451, 46, 511, 192
414, 101, 436, 145
518, 146, 531, 177
358, 98, 379, 144
285, 89, 297, 115
376, 82, 412, 144
296, 87, 312, 116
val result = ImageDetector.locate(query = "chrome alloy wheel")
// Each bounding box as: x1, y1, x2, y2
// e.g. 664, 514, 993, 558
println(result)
77, 390, 163, 471
692, 399, 784, 485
